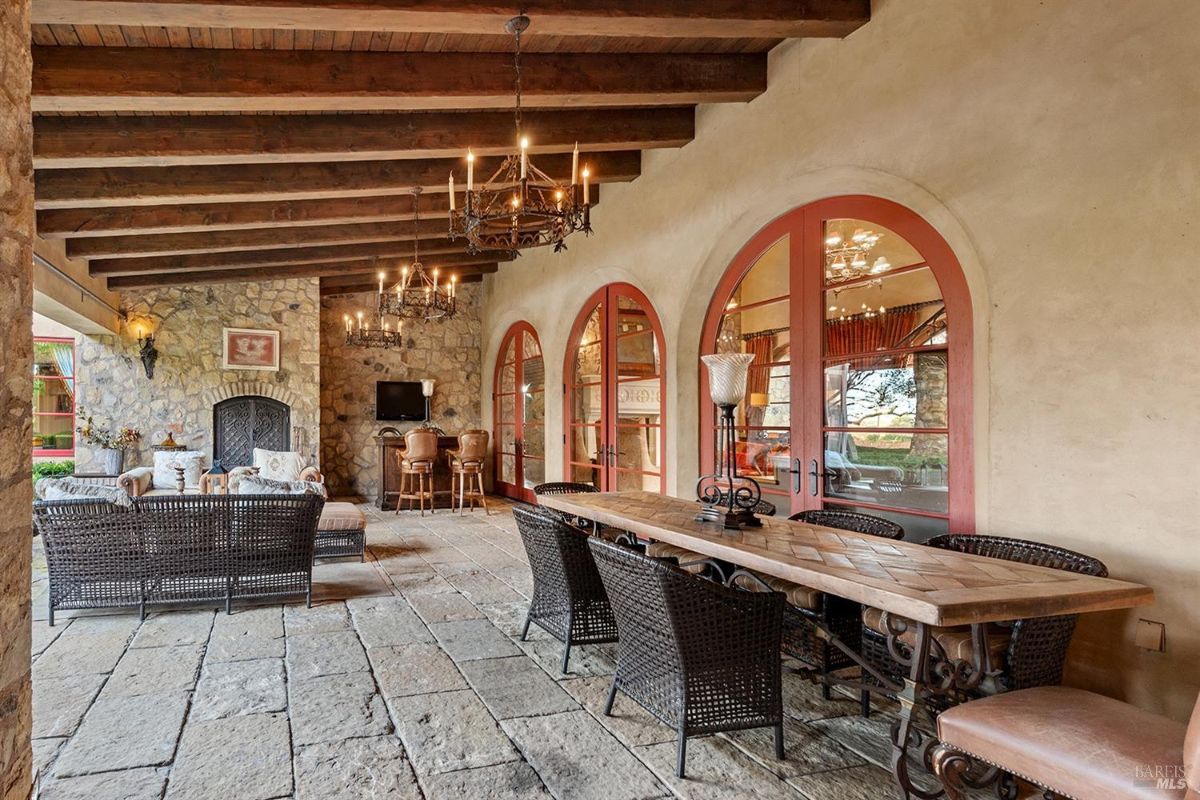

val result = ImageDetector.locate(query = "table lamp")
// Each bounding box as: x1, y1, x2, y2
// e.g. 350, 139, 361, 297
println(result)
695, 353, 763, 529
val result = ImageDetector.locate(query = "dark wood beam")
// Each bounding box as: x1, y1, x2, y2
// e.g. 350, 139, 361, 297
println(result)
35, 150, 639, 209
89, 240, 512, 276
67, 217, 453, 259
33, 109, 692, 168
33, 46, 765, 113
321, 273, 484, 296
39, 185, 600, 238
34, 1, 870, 39
107, 261, 499, 289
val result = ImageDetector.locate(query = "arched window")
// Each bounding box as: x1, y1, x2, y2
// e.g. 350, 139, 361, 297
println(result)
493, 322, 545, 502
701, 196, 974, 537
565, 284, 667, 493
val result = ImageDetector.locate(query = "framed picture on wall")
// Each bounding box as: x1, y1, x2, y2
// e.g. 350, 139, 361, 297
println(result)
222, 328, 280, 371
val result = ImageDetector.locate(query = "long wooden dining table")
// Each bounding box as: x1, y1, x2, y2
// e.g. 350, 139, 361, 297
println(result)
537, 490, 1155, 798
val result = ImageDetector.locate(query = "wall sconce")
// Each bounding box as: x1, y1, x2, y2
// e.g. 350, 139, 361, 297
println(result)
128, 318, 158, 380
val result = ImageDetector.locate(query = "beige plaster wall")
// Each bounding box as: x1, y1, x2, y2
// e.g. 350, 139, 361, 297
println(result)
481, 0, 1200, 720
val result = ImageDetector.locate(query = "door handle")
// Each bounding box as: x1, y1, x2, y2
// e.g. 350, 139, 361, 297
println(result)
789, 458, 803, 494
808, 459, 838, 497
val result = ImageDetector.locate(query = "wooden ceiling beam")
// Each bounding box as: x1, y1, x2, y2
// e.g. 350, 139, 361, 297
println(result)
33, 1, 870, 39
39, 185, 600, 238
88, 240, 513, 276
105, 260, 499, 290
33, 109, 692, 168
35, 150, 639, 209
32, 46, 765, 113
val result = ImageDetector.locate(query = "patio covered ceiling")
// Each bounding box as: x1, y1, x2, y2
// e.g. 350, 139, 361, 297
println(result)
29, 0, 871, 294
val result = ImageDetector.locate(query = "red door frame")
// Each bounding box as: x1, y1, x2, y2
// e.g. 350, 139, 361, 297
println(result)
699, 196, 975, 532
564, 283, 668, 493
33, 336, 77, 459
493, 321, 543, 503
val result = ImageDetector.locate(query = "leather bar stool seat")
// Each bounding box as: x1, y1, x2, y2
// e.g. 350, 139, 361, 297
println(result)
395, 429, 439, 516
934, 686, 1198, 800
448, 429, 490, 515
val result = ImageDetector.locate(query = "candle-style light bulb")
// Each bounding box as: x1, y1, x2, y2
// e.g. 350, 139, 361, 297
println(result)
378, 271, 384, 296
582, 166, 591, 205
451, 274, 457, 298
571, 142, 579, 185
400, 265, 409, 292
520, 137, 529, 179
448, 173, 456, 212
466, 149, 474, 193
357, 311, 363, 331
432, 268, 439, 293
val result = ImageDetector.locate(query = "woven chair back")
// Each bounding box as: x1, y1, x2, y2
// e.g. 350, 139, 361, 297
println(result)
533, 482, 599, 495
789, 508, 904, 539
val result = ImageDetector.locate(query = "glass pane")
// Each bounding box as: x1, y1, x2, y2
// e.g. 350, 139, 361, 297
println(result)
33, 341, 73, 379
498, 394, 515, 425
825, 267, 945, 357
523, 388, 545, 425
615, 424, 660, 474
523, 355, 545, 394
500, 335, 516, 365
713, 426, 791, 493
824, 352, 947, 430
615, 469, 659, 493
522, 457, 545, 489
497, 424, 516, 455
523, 405, 545, 459
33, 377, 75, 415
572, 382, 602, 427
32, 415, 75, 451
498, 361, 516, 394
573, 304, 603, 387
500, 454, 516, 485
570, 464, 601, 489
521, 330, 542, 359
823, 219, 923, 286
825, 503, 949, 544
570, 424, 602, 465
823, 432, 948, 514
716, 237, 790, 355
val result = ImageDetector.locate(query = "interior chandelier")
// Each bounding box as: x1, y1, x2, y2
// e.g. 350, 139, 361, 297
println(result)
825, 227, 891, 284
448, 14, 593, 253
343, 297, 404, 350
381, 189, 458, 323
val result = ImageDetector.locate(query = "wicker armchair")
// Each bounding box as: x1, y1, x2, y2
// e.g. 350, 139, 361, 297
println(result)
532, 482, 636, 547
861, 534, 1109, 714
729, 509, 904, 715
512, 505, 619, 674
589, 537, 785, 779
34, 494, 324, 624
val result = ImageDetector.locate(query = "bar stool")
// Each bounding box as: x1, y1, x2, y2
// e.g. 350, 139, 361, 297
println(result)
448, 429, 489, 515
395, 428, 438, 515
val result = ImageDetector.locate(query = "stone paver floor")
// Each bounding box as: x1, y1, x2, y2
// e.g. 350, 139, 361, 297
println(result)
29, 498, 944, 800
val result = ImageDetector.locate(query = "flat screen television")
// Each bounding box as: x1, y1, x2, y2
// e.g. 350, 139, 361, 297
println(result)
376, 381, 426, 421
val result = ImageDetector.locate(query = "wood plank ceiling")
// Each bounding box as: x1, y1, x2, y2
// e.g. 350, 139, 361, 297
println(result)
30, 1, 871, 295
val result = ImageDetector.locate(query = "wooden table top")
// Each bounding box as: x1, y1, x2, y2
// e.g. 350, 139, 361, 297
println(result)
538, 491, 1155, 627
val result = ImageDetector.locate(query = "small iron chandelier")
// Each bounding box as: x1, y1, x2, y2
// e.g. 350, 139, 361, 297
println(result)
344, 283, 404, 350
448, 13, 592, 253
381, 189, 458, 323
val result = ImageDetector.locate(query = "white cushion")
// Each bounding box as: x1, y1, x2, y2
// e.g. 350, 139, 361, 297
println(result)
239, 475, 326, 497
153, 450, 205, 489
37, 477, 133, 509
253, 448, 306, 482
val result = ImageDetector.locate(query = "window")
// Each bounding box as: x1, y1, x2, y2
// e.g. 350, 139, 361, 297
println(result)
32, 337, 76, 458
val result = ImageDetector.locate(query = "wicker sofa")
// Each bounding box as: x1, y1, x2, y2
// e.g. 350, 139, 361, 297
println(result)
33, 494, 325, 624
118, 464, 323, 497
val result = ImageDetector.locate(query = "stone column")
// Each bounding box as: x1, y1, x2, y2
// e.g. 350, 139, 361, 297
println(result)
0, 2, 33, 799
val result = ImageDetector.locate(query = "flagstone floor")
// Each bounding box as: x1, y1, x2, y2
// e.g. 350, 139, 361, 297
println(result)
29, 498, 939, 800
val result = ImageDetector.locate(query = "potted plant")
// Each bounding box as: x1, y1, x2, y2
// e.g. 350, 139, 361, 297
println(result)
76, 409, 141, 475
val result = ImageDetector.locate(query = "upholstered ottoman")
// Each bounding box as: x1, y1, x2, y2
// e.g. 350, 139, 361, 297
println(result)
315, 502, 367, 561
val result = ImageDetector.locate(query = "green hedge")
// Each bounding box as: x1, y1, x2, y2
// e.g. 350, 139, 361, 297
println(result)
33, 460, 75, 481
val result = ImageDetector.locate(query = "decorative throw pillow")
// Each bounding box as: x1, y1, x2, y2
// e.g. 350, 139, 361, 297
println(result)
37, 478, 134, 509
238, 475, 327, 498
153, 450, 206, 489
253, 448, 306, 482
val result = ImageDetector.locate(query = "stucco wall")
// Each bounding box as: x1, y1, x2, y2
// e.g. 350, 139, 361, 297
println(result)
75, 280, 321, 474
0, 2, 33, 796
320, 285, 483, 499
480, 0, 1200, 719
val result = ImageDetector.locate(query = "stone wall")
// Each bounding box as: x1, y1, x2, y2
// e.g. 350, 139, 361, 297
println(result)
75, 280, 321, 475
0, 2, 33, 797
320, 285, 482, 499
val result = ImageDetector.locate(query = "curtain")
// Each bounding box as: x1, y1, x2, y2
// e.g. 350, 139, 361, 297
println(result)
52, 343, 74, 398
825, 304, 928, 358
743, 332, 774, 397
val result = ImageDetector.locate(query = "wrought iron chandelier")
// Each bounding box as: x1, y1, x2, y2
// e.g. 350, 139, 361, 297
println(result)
381, 189, 458, 322
824, 226, 891, 284
448, 14, 592, 253
343, 291, 404, 350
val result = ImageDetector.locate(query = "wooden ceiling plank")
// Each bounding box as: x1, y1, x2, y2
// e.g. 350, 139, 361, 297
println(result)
32, 46, 765, 113
107, 260, 500, 289
32, 108, 693, 167
35, 150, 639, 208
40, 184, 600, 237
66, 216, 454, 259
89, 239, 514, 276
33, 2, 870, 39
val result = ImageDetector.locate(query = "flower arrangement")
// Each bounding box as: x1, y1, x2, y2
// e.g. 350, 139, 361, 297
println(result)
76, 409, 142, 451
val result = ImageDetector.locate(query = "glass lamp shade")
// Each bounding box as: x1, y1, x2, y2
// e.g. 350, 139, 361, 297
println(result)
421, 379, 435, 397
701, 353, 755, 406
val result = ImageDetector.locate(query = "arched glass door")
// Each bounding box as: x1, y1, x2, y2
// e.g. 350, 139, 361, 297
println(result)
493, 322, 545, 502
702, 197, 974, 538
566, 284, 666, 493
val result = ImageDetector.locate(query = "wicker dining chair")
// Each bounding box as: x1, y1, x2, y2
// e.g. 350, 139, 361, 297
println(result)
532, 482, 636, 547
860, 534, 1109, 714
512, 505, 619, 674
589, 537, 786, 779
729, 508, 904, 716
